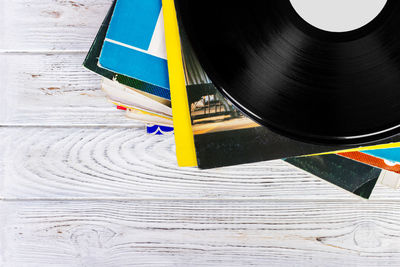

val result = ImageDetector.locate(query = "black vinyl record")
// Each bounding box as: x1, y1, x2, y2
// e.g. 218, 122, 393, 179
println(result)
174, 0, 400, 145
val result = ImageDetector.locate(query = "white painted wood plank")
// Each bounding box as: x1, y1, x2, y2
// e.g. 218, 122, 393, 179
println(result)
2, 200, 400, 266
0, 0, 140, 126
0, 127, 398, 200
0, 0, 113, 51
0, 53, 140, 125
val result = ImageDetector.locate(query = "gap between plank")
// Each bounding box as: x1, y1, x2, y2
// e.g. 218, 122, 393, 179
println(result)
0, 50, 87, 55
0, 197, 389, 202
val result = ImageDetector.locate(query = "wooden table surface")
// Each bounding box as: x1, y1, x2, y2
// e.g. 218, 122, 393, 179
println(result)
1, 1, 400, 266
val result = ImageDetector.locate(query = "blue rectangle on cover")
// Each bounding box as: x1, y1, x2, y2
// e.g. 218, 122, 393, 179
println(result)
364, 148, 400, 163
106, 0, 161, 50
99, 0, 169, 90
101, 41, 169, 89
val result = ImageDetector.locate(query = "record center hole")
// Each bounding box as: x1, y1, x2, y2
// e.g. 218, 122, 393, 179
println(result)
289, 0, 387, 32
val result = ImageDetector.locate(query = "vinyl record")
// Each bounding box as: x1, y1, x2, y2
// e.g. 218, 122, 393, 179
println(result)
174, 0, 400, 145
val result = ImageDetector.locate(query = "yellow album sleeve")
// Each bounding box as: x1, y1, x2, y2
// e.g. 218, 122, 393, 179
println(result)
162, 0, 197, 167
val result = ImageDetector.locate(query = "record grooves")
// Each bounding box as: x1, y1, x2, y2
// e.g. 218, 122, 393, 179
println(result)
174, 0, 400, 145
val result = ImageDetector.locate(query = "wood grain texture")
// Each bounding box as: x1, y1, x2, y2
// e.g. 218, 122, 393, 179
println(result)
0, 53, 142, 126
0, 126, 398, 200
0, 0, 138, 126
2, 200, 400, 266
1, 0, 400, 266
0, 0, 113, 51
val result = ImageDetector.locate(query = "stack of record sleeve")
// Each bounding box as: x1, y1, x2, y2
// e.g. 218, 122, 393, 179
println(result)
84, 0, 400, 198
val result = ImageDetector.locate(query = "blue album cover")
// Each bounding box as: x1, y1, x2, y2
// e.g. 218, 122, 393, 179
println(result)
364, 148, 400, 163
99, 0, 169, 91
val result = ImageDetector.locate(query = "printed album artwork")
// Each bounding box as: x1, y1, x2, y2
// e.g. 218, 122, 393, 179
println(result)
84, 0, 173, 130
84, 0, 171, 100
99, 0, 170, 94
80, 0, 400, 199
177, 26, 400, 170
364, 148, 400, 164
339, 151, 400, 174
169, 17, 385, 198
